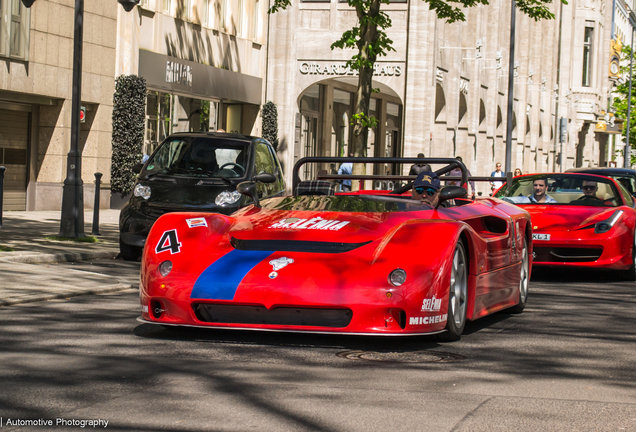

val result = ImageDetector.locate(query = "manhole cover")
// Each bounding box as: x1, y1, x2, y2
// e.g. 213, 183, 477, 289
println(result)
337, 350, 466, 363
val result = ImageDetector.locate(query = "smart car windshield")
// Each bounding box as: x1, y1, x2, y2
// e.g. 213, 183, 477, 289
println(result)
495, 174, 620, 207
143, 137, 249, 179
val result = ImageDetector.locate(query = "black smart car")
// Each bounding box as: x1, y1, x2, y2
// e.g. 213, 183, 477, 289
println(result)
119, 132, 285, 260
566, 167, 636, 198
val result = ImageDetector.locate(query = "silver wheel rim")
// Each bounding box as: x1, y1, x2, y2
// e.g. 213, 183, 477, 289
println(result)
519, 242, 529, 303
449, 245, 467, 328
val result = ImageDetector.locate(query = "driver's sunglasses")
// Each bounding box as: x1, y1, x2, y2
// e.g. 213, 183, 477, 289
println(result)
415, 187, 437, 196
582, 185, 597, 191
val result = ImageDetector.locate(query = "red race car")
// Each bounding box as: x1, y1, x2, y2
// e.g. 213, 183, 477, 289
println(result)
138, 157, 531, 340
496, 172, 636, 280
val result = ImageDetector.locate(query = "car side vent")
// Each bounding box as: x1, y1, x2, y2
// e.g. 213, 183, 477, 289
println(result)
230, 237, 372, 253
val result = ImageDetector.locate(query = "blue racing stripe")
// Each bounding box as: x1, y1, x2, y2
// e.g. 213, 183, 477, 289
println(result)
190, 249, 274, 300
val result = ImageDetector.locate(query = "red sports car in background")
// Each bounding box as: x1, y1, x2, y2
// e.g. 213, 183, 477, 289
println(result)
496, 173, 636, 280
138, 157, 532, 341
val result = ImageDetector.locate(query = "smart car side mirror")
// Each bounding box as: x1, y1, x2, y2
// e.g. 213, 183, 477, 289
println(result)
237, 181, 260, 207
132, 163, 144, 174
436, 186, 467, 209
253, 173, 276, 183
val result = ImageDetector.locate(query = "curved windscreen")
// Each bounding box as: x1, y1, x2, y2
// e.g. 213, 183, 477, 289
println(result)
495, 174, 620, 207
261, 194, 434, 213
143, 137, 249, 179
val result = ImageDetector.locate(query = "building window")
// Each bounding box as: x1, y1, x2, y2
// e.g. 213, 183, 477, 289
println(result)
582, 26, 593, 87
203, 0, 214, 27
253, 0, 261, 42
163, 0, 171, 13
181, 0, 191, 19
0, 0, 30, 60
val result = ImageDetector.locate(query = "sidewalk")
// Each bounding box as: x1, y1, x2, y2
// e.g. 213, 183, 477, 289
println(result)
0, 209, 135, 307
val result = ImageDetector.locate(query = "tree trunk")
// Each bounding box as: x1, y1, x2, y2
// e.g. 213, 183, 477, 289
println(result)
351, 0, 380, 190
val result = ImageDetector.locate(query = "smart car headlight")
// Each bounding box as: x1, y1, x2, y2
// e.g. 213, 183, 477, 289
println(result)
215, 190, 241, 206
134, 184, 151, 200
389, 268, 407, 286
595, 210, 623, 234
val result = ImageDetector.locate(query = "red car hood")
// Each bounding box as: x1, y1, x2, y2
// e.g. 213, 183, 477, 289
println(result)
524, 205, 617, 231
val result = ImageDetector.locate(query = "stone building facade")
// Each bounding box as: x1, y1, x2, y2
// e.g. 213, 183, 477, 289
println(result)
117, 0, 269, 159
266, 0, 614, 194
0, 0, 118, 211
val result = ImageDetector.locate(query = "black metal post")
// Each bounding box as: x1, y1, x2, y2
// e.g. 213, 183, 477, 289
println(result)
505, 0, 516, 174
0, 166, 5, 228
91, 172, 102, 235
59, 0, 85, 238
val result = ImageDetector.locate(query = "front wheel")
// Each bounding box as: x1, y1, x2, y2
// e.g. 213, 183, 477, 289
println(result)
509, 237, 529, 314
620, 230, 636, 282
439, 241, 468, 342
119, 237, 143, 261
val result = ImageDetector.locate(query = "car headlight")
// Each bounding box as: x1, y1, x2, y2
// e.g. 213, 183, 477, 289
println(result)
215, 190, 241, 206
595, 210, 624, 234
388, 268, 407, 286
134, 184, 151, 200
158, 260, 173, 277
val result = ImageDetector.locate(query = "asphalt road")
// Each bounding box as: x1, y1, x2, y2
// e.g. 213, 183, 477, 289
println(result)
0, 260, 635, 431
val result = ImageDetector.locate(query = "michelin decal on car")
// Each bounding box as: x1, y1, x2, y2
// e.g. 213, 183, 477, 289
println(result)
269, 217, 350, 231
409, 314, 448, 326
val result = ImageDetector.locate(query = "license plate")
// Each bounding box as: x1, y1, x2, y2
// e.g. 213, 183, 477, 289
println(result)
533, 233, 550, 241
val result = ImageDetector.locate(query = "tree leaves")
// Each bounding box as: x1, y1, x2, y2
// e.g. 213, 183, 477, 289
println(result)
262, 101, 279, 151
111, 75, 147, 197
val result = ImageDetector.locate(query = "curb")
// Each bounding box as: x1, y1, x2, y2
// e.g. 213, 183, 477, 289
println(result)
0, 250, 119, 264
0, 282, 137, 307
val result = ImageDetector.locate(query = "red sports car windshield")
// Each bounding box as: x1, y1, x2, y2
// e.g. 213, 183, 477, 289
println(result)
495, 174, 623, 207
261, 194, 437, 213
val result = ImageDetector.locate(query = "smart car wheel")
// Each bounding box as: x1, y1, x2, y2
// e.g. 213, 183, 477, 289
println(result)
440, 241, 468, 341
119, 237, 143, 261
509, 237, 529, 313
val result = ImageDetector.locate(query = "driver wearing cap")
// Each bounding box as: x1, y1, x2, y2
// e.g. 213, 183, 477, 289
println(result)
412, 171, 441, 207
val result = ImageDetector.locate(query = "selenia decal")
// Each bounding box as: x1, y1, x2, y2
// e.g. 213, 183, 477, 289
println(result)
269, 216, 350, 231
421, 296, 442, 312
155, 229, 182, 254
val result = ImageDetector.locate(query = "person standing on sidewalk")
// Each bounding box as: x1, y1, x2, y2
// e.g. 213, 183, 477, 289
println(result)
490, 162, 504, 194
409, 153, 432, 176
338, 153, 354, 192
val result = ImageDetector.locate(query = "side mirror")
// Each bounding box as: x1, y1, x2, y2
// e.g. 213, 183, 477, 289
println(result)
132, 163, 144, 174
253, 172, 276, 183
436, 186, 467, 209
237, 181, 260, 207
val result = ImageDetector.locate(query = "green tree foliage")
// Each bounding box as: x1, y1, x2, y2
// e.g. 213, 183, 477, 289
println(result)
111, 75, 147, 197
262, 101, 279, 151
269, 0, 566, 161
611, 45, 636, 164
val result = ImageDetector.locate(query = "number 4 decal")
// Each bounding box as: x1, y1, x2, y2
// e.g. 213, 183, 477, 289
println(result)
155, 229, 182, 254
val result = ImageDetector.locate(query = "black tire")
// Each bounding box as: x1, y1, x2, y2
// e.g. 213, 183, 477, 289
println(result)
509, 236, 529, 314
438, 241, 468, 342
621, 230, 636, 282
119, 237, 143, 261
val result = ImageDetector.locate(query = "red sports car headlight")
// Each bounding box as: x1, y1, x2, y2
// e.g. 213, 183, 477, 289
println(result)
158, 260, 173, 277
389, 268, 407, 286
594, 210, 623, 234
